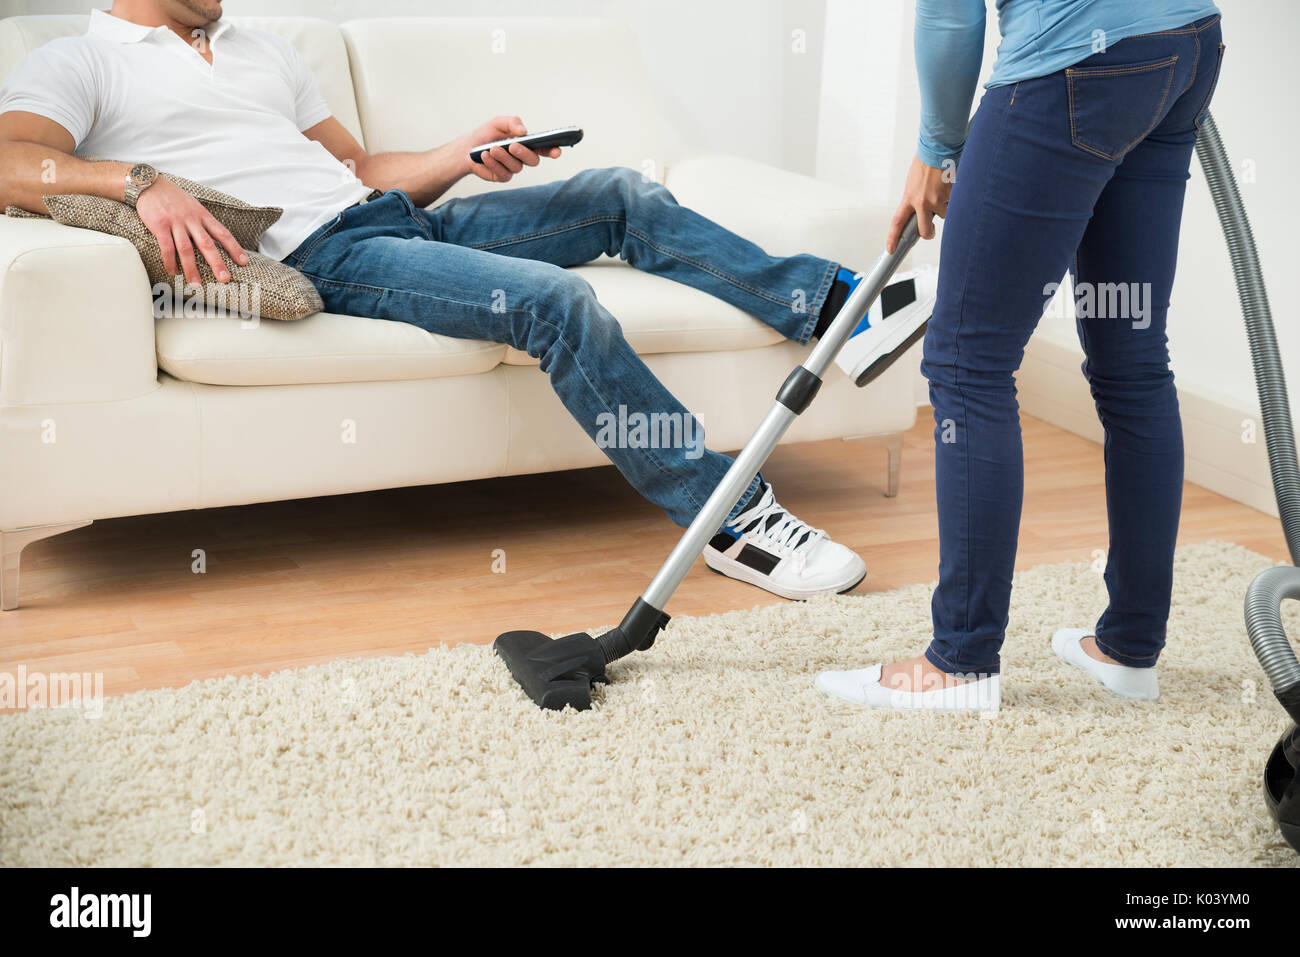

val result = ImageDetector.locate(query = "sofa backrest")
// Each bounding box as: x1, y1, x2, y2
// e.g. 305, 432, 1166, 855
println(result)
341, 17, 665, 201
0, 15, 366, 145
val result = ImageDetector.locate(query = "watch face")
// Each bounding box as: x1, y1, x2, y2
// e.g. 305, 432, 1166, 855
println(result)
128, 164, 156, 187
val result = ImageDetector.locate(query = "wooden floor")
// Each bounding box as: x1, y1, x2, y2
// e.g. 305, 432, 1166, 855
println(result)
0, 409, 1289, 704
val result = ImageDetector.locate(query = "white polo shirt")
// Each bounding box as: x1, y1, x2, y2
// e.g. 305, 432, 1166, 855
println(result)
0, 9, 371, 260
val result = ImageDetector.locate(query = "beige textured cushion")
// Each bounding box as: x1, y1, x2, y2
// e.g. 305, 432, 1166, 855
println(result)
4, 170, 322, 321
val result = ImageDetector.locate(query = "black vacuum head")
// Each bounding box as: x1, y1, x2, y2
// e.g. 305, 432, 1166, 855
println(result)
494, 630, 607, 711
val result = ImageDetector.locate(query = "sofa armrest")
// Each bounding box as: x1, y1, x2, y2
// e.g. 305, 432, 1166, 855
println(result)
663, 154, 896, 274
0, 217, 158, 407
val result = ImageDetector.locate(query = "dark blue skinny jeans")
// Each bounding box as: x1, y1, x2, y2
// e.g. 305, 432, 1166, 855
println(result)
923, 14, 1225, 674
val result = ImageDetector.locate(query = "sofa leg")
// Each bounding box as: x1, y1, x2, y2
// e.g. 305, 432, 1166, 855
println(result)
843, 432, 904, 498
1, 520, 91, 611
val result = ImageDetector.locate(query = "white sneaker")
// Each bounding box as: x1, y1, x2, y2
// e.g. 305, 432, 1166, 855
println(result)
833, 265, 938, 387
1051, 628, 1159, 700
703, 483, 866, 600
815, 663, 1001, 712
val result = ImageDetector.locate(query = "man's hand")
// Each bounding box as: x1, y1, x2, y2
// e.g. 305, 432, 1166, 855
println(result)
886, 154, 954, 253
459, 116, 562, 184
135, 176, 248, 285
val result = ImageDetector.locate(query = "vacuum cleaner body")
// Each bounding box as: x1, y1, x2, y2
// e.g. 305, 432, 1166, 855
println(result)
1264, 724, 1300, 852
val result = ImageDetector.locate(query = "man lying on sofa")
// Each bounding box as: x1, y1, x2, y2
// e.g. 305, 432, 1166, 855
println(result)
0, 0, 932, 601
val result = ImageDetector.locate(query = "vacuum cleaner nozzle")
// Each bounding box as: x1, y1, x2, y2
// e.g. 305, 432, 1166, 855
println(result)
495, 600, 669, 710
493, 630, 607, 711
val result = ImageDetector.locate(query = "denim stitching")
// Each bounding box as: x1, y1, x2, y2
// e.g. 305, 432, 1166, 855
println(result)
1065, 54, 1178, 78
625, 224, 794, 310
466, 214, 624, 250
925, 645, 960, 672
1183, 26, 1202, 98
1192, 43, 1226, 133
1124, 13, 1219, 40
300, 274, 392, 297
400, 194, 424, 235
1096, 636, 1161, 664
1066, 55, 1178, 160
395, 191, 434, 239
292, 214, 346, 270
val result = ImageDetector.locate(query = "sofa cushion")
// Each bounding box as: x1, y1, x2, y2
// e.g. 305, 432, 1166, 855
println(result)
155, 311, 507, 386
155, 262, 785, 386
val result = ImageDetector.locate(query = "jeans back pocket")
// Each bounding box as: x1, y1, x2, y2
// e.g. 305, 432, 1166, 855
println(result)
1066, 54, 1179, 161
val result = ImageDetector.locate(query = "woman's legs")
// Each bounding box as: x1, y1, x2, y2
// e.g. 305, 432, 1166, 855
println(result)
882, 18, 1223, 693
915, 77, 1119, 680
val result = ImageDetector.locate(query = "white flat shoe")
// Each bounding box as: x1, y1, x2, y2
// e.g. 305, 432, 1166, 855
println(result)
815, 663, 1001, 712
1052, 628, 1159, 701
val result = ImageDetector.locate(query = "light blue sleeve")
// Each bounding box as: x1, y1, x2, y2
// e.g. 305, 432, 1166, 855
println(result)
914, 0, 987, 169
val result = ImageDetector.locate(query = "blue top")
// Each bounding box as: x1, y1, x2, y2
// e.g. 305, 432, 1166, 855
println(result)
915, 0, 1220, 169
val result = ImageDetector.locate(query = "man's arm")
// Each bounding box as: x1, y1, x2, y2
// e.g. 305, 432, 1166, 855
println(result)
0, 111, 124, 206
0, 110, 247, 285
305, 114, 562, 208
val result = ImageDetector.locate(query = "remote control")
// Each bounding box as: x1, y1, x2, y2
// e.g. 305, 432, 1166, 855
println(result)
469, 126, 584, 164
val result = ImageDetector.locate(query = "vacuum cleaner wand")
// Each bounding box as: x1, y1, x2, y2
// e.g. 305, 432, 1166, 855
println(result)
495, 216, 923, 710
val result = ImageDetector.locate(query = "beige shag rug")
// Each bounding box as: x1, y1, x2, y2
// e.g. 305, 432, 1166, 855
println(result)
2, 542, 1297, 867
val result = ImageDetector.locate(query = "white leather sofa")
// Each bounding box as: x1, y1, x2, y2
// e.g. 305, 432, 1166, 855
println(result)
0, 15, 916, 610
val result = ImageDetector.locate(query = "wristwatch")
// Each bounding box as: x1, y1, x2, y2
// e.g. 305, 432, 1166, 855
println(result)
123, 163, 158, 207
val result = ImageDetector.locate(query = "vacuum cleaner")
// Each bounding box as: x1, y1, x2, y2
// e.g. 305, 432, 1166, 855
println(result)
494, 215, 922, 711
1196, 113, 1300, 856
493, 108, 1300, 857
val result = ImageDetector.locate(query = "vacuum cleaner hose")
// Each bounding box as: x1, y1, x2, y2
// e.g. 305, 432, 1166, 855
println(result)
1195, 112, 1300, 716
1195, 113, 1300, 565
1244, 566, 1300, 718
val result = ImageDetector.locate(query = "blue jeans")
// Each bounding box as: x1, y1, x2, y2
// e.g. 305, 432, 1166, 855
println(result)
922, 14, 1225, 675
283, 167, 839, 527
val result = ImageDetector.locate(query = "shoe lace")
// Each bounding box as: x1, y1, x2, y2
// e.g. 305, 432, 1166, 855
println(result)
733, 493, 827, 559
